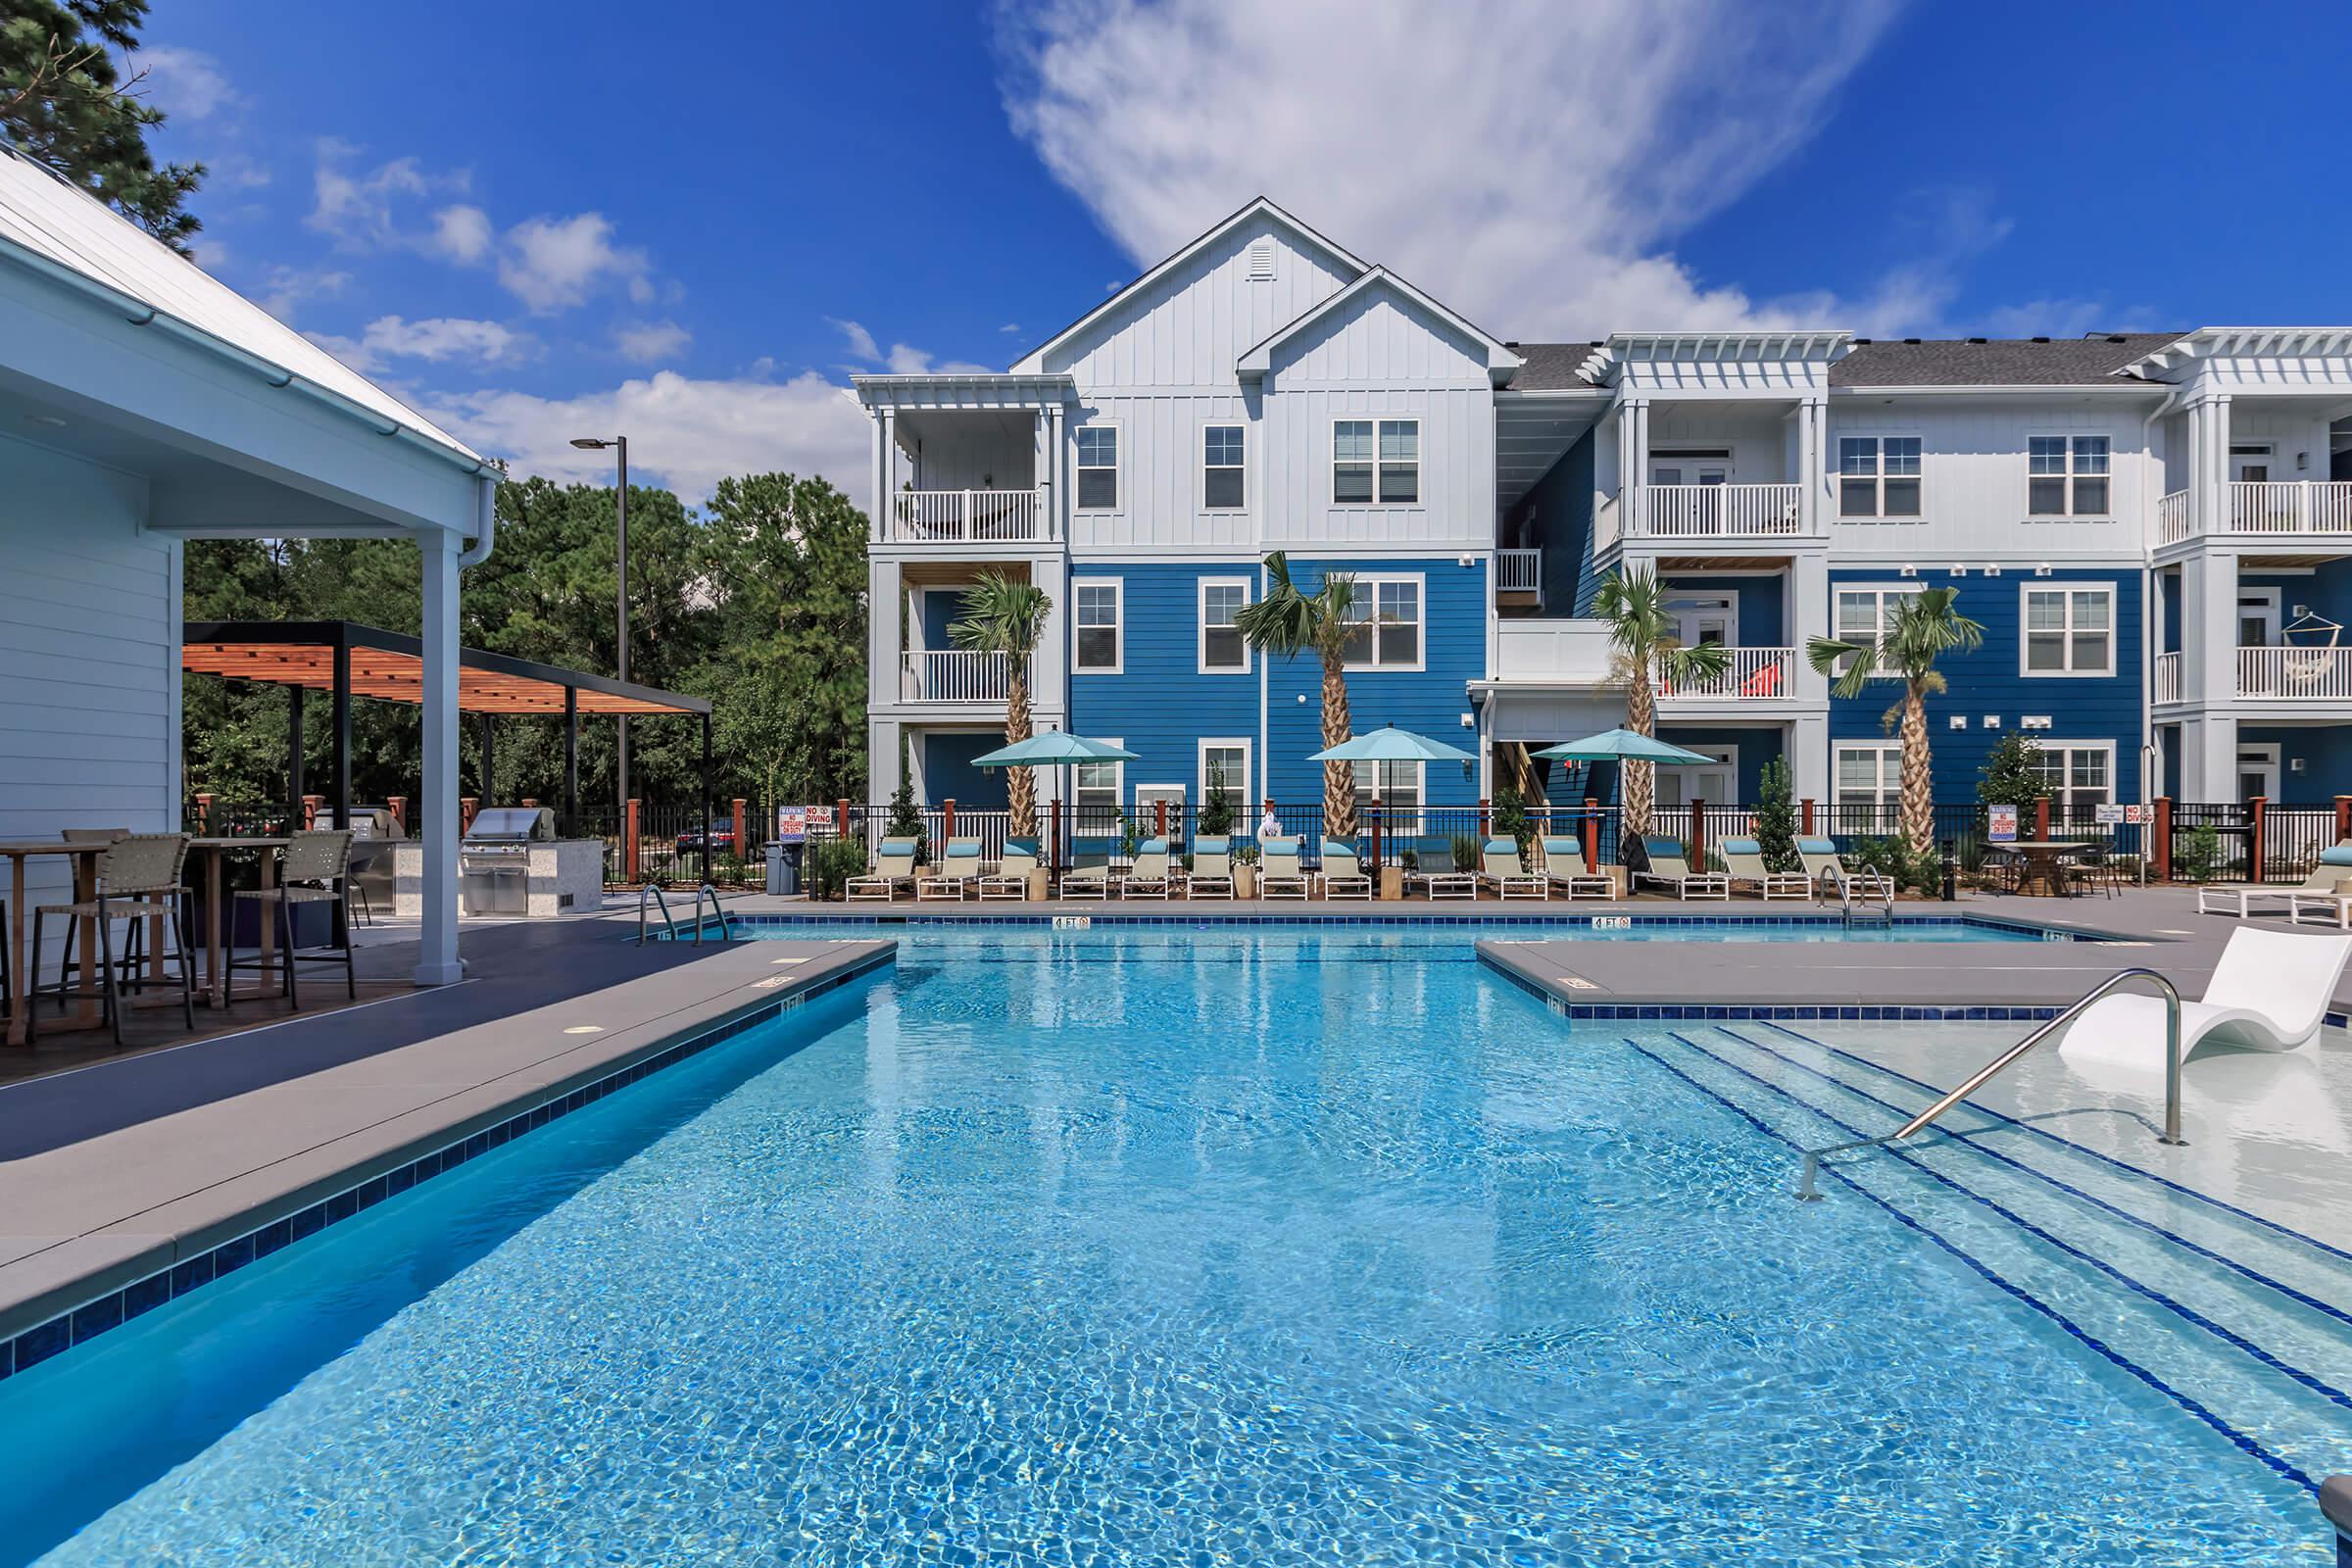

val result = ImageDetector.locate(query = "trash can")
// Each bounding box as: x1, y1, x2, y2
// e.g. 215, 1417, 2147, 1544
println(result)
765, 841, 803, 896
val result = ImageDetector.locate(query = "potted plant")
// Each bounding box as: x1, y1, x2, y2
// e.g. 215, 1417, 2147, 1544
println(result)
1233, 841, 1259, 899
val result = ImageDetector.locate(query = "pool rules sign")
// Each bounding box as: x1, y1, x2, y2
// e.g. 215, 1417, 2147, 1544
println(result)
1988, 805, 2018, 842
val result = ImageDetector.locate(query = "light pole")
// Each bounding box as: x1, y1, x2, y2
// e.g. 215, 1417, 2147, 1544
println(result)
570, 435, 629, 821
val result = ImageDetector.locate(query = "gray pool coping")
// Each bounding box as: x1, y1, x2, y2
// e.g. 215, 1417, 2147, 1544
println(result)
0, 938, 891, 1348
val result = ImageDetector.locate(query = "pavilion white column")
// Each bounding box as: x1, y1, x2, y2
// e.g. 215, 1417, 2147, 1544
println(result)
1796, 395, 1826, 536
415, 527, 463, 986
1629, 398, 1650, 536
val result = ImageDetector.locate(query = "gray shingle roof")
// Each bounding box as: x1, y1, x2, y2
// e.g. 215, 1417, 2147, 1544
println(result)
1829, 333, 2184, 387
1502, 341, 1602, 390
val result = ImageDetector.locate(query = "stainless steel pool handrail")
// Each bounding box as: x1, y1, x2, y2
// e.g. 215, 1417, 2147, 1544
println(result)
636, 884, 678, 945
1836, 864, 1892, 924
1795, 966, 2183, 1200
691, 883, 732, 944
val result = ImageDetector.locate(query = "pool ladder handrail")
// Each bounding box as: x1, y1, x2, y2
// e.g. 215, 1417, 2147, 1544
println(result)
1834, 864, 1893, 924
634, 883, 733, 945
1795, 965, 2183, 1200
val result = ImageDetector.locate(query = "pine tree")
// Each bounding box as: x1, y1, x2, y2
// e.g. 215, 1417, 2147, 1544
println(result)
3, 2, 206, 252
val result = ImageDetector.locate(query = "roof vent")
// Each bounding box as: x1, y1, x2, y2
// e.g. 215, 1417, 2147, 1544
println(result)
2032, 335, 2050, 343
1503, 340, 1519, 349
1903, 337, 1922, 345
2107, 334, 2128, 343
1246, 239, 1275, 282
1967, 336, 1986, 344
1853, 337, 1873, 345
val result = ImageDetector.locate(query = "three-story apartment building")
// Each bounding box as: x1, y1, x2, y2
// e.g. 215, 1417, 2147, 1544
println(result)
856, 201, 2352, 826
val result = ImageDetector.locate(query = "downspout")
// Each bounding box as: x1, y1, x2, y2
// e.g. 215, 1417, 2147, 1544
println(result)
459, 473, 498, 567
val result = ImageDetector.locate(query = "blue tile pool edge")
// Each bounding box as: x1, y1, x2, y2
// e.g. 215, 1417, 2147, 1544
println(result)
0, 945, 896, 1382
700, 909, 2112, 940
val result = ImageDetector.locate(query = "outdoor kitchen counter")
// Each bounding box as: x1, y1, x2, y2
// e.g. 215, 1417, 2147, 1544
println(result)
392, 838, 604, 919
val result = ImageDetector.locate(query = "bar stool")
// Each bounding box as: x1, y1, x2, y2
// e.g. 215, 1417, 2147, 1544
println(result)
28, 832, 196, 1047
231, 830, 357, 1008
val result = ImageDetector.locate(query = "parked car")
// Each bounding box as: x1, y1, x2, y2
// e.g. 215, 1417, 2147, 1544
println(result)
673, 826, 737, 854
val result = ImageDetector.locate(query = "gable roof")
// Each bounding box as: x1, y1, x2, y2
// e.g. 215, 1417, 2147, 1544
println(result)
1831, 333, 2181, 388
1503, 342, 1604, 391
1007, 197, 1367, 373
1236, 266, 1521, 382
0, 141, 485, 466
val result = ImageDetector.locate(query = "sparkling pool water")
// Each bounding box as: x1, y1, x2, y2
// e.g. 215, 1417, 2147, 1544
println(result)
0, 927, 2324, 1564
727, 913, 2070, 944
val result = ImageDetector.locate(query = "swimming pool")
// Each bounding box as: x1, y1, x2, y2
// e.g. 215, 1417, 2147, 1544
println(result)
1, 926, 2334, 1563
720, 911, 2076, 942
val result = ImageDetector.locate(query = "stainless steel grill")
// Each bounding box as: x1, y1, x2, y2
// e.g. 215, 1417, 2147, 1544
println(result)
460, 807, 553, 915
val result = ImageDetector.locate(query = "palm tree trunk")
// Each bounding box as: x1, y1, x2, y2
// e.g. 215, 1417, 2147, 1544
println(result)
1898, 684, 1933, 858
1004, 661, 1036, 838
1319, 653, 1357, 841
1623, 657, 1655, 841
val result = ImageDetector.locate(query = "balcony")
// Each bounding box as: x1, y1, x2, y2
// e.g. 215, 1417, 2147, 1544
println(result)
882, 488, 1045, 545
1632, 483, 1804, 539
1658, 646, 1795, 702
2155, 650, 2181, 704
2158, 481, 2352, 541
1494, 618, 1615, 683
899, 650, 1027, 704
1496, 548, 1543, 609
2237, 646, 2352, 701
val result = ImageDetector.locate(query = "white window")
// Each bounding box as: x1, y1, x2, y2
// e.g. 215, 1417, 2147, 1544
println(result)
1351, 760, 1423, 832
1339, 574, 1424, 671
2028, 435, 2110, 516
1074, 579, 1122, 673
2023, 585, 2114, 676
1074, 740, 1124, 819
1838, 436, 1922, 518
1832, 584, 1923, 676
1200, 739, 1250, 810
1202, 424, 1246, 511
2029, 743, 2114, 816
1199, 577, 1250, 672
1333, 418, 1419, 505
1076, 425, 1118, 511
1835, 744, 1901, 829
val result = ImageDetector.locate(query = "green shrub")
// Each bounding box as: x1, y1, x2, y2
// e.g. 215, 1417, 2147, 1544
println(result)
1400, 848, 1420, 872
1450, 833, 1480, 871
2176, 823, 2224, 882
1200, 758, 1235, 837
1753, 757, 1798, 872
1492, 783, 1531, 858
1852, 835, 1942, 896
806, 838, 867, 902
885, 776, 927, 863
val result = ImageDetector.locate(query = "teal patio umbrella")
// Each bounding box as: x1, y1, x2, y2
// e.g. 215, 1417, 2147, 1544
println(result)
972, 730, 1139, 867
1530, 728, 1715, 765
1306, 724, 1476, 763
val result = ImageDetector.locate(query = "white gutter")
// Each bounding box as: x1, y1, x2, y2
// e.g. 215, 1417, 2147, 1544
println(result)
458, 472, 499, 568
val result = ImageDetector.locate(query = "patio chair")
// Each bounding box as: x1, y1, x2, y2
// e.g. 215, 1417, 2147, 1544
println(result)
1260, 838, 1310, 900
1796, 837, 1895, 903
916, 838, 985, 901
2200, 842, 2352, 919
1186, 836, 1235, 899
1318, 840, 1373, 900
27, 831, 195, 1047
2062, 926, 2352, 1070
2061, 842, 2124, 899
230, 829, 358, 1006
1118, 839, 1174, 899
1541, 837, 1613, 900
1716, 837, 1810, 901
1058, 845, 1114, 899
1630, 835, 1731, 900
847, 838, 920, 902
978, 840, 1039, 902
1480, 839, 1548, 900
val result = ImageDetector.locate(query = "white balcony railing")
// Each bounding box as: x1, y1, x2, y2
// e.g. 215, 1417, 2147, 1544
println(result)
2237, 646, 2352, 700
1636, 483, 1804, 538
2154, 650, 2181, 704
2158, 490, 2190, 545
1494, 619, 1616, 683
1658, 646, 1795, 701
1496, 548, 1543, 596
899, 650, 1026, 703
2230, 481, 2352, 535
886, 488, 1045, 543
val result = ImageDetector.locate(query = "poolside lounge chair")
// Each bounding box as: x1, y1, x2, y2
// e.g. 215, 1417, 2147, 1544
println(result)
1059, 847, 1113, 899
1317, 840, 1373, 900
1540, 837, 1612, 900
847, 838, 920, 902
1631, 836, 1731, 900
1796, 837, 1895, 903
978, 840, 1039, 902
1479, 839, 1548, 900
1260, 838, 1310, 900
916, 838, 984, 900
1117, 839, 1174, 899
1186, 836, 1235, 899
2061, 926, 2352, 1072
1415, 841, 1478, 900
1717, 837, 1810, 901
2200, 842, 2352, 918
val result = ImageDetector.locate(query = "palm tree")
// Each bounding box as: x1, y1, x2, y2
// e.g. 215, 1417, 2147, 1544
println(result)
949, 570, 1052, 838
1592, 567, 1729, 841
1806, 586, 1984, 858
1235, 552, 1360, 839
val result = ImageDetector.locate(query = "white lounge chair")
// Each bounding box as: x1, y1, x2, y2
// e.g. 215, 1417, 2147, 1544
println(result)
1540, 836, 1613, 900
916, 837, 984, 900
1416, 842, 1478, 900
2200, 842, 2352, 918
1797, 837, 1895, 903
1318, 840, 1373, 900
1259, 838, 1310, 900
1059, 847, 1113, 899
978, 839, 1039, 902
1117, 839, 1174, 898
1480, 838, 1548, 900
1632, 835, 1730, 900
847, 837, 921, 902
2061, 926, 2352, 1078
1717, 837, 1810, 901
1186, 836, 1235, 899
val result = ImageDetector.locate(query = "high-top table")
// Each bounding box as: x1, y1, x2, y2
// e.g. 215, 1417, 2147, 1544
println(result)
1998, 840, 2085, 898
0, 841, 105, 1046
188, 836, 288, 1008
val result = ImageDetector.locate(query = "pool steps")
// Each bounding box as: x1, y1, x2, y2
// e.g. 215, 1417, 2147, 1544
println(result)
1634, 1026, 2352, 1507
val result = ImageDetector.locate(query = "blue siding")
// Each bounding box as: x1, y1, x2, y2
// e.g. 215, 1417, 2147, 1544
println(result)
1661, 574, 1784, 645
1504, 428, 1594, 614
919, 585, 961, 650
1828, 568, 2145, 803
2244, 558, 2352, 630
2241, 725, 2352, 802
1654, 726, 1785, 802
1067, 561, 1264, 807
922, 731, 1008, 809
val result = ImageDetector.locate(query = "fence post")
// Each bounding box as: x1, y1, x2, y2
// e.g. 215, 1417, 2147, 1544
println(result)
2034, 795, 2051, 841
1583, 796, 1599, 869
944, 798, 957, 843
731, 798, 747, 858
1153, 798, 1166, 840
301, 793, 321, 829
1800, 797, 1815, 836
836, 798, 850, 838
1052, 796, 1063, 874
2336, 794, 2350, 844
2154, 796, 2173, 881
624, 797, 641, 884
387, 796, 407, 832
1690, 798, 1707, 868
1478, 797, 1491, 836
1369, 798, 1383, 869
2250, 795, 2268, 883
194, 791, 214, 834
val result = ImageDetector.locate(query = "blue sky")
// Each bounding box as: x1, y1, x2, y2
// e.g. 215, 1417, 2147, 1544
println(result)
131, 0, 2352, 505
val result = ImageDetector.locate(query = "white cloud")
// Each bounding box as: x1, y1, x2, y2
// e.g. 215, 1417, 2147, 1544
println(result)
257, 264, 352, 323
498, 213, 651, 314
307, 143, 470, 249
998, 0, 1932, 339
614, 319, 694, 363
828, 317, 992, 375
304, 315, 533, 373
134, 46, 235, 120
429, 370, 875, 508
827, 318, 881, 362
429, 204, 495, 265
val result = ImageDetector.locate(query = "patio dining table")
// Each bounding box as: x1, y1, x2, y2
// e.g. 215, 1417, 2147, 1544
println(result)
1998, 840, 2086, 898
1, 840, 107, 1046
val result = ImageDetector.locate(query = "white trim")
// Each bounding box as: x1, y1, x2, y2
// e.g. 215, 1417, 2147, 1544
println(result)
2025, 432, 2114, 519
1831, 582, 1926, 679
1200, 419, 1248, 514
1834, 432, 1924, 521
1074, 738, 1125, 815
1199, 738, 1251, 810
1072, 576, 1124, 675
1833, 740, 1903, 827
1237, 265, 1521, 379
1348, 758, 1426, 833
1074, 419, 1121, 513
2019, 581, 2117, 678
1664, 590, 1740, 650
1653, 744, 1738, 809
2235, 741, 2282, 800
1331, 416, 1420, 507
1339, 570, 1428, 673
2027, 739, 2117, 813
1198, 575, 1252, 674
2237, 586, 2282, 647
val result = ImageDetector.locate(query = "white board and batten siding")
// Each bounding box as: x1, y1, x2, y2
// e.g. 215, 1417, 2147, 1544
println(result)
0, 439, 181, 911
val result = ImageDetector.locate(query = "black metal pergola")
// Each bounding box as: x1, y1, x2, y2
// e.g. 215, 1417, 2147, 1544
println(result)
182, 620, 713, 851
